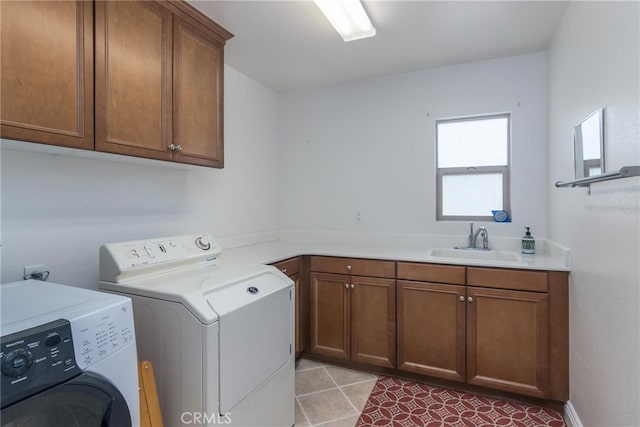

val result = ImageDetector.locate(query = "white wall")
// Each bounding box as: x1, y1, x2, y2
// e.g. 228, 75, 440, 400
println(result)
547, 2, 640, 426
0, 65, 280, 289
278, 52, 548, 239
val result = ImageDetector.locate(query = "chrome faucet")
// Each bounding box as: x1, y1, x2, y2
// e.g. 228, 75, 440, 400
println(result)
467, 223, 489, 249
471, 226, 489, 250
468, 223, 475, 248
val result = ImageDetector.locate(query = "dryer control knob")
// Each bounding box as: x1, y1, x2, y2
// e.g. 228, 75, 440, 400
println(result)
195, 237, 211, 250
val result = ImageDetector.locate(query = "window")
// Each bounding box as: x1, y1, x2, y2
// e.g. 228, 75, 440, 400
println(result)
436, 114, 510, 221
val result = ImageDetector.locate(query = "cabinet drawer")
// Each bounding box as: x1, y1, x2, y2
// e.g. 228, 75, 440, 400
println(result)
467, 268, 548, 292
397, 262, 465, 285
272, 257, 300, 277
310, 256, 395, 278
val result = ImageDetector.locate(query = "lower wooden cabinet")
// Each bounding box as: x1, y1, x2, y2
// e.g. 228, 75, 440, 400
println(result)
279, 257, 568, 402
309, 272, 396, 368
397, 281, 466, 382
397, 263, 567, 401
309, 273, 350, 359
466, 286, 549, 397
351, 275, 396, 368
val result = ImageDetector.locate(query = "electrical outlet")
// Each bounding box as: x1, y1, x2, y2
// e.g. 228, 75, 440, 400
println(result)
355, 211, 362, 224
24, 264, 49, 281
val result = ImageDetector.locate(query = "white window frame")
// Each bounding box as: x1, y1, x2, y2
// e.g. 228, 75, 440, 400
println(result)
435, 113, 511, 221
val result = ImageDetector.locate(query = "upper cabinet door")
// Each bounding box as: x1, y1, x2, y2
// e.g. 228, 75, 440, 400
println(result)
95, 0, 173, 160
0, 1, 94, 149
173, 16, 225, 167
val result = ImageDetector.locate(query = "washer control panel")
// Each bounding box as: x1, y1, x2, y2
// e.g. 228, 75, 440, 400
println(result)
1, 319, 79, 408
100, 233, 222, 282
71, 298, 135, 371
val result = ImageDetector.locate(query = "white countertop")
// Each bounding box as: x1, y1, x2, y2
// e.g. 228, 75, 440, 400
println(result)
220, 238, 571, 272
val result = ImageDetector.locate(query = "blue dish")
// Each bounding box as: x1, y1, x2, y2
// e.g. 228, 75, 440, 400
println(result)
492, 210, 511, 222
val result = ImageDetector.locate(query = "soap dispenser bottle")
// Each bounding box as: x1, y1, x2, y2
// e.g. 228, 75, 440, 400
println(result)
522, 227, 536, 255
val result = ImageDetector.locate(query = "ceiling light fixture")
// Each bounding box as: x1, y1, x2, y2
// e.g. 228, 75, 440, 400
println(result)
313, 0, 376, 42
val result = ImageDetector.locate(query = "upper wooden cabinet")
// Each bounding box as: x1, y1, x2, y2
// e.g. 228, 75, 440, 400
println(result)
1, 1, 94, 149
173, 14, 226, 167
95, 0, 173, 161
1, 0, 232, 168
95, 0, 231, 167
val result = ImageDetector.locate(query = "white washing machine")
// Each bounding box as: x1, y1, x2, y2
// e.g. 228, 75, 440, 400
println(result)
0, 280, 140, 427
99, 233, 295, 427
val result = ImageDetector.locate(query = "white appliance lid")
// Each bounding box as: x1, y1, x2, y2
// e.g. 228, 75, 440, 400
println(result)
99, 261, 291, 325
0, 280, 131, 336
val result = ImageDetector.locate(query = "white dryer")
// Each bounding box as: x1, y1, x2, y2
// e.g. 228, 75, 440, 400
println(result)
0, 280, 139, 427
99, 233, 295, 427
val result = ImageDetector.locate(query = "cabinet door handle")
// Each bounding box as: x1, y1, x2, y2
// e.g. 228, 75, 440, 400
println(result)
345, 283, 349, 289
282, 268, 287, 274
467, 296, 473, 302
350, 284, 354, 289
459, 296, 465, 302
168, 143, 177, 151
346, 265, 352, 271
175, 144, 183, 152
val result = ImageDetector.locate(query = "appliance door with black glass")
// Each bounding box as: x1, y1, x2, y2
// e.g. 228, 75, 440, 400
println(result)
1, 372, 131, 427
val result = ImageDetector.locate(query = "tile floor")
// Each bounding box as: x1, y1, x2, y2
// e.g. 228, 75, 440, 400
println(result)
295, 358, 377, 427
295, 359, 567, 427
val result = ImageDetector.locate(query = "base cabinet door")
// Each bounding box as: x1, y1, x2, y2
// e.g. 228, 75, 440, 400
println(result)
309, 272, 350, 360
397, 281, 466, 382
310, 270, 396, 368
1, 0, 94, 149
351, 276, 396, 368
466, 286, 549, 398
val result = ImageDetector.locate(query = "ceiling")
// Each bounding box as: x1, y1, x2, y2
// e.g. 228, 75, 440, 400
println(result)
190, 1, 570, 92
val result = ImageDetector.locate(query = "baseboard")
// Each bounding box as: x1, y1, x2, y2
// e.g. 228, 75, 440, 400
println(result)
564, 401, 583, 427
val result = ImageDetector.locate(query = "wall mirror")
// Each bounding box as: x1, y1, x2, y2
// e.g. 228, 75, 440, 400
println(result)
574, 108, 605, 178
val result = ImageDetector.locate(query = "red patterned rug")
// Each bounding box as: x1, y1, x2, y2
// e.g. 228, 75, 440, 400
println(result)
355, 377, 566, 427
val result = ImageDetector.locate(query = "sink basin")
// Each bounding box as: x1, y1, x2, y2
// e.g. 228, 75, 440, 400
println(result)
428, 248, 524, 263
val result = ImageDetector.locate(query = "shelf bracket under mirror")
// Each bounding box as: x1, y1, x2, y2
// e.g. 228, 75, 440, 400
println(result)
555, 166, 640, 195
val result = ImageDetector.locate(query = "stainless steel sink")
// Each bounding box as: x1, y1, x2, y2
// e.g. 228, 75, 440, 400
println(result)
428, 248, 524, 263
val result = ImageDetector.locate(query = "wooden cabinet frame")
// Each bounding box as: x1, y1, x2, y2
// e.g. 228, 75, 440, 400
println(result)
1, 1, 94, 149
397, 280, 466, 382
466, 286, 549, 397
2, 0, 232, 168
309, 257, 396, 369
94, 0, 174, 160
281, 256, 569, 403
397, 263, 568, 401
310, 272, 351, 359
